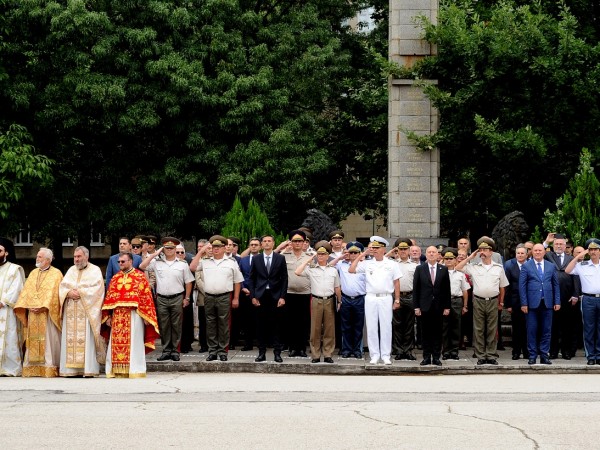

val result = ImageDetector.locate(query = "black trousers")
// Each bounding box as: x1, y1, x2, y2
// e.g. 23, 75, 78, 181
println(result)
257, 290, 285, 354
180, 302, 195, 351
511, 307, 528, 357
420, 309, 443, 359
285, 293, 310, 352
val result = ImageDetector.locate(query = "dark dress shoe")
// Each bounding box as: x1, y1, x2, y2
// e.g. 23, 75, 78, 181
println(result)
406, 353, 416, 361
324, 357, 334, 363
596, 359, 600, 365
486, 359, 498, 365
171, 354, 180, 362
255, 353, 266, 362
497, 344, 505, 351
477, 359, 486, 365
311, 358, 320, 363
289, 350, 298, 358
198, 347, 209, 353
442, 354, 449, 360
562, 354, 571, 360
157, 354, 171, 361
512, 354, 520, 360
420, 358, 431, 366
341, 353, 351, 358
274, 354, 283, 363
523, 352, 530, 359
353, 353, 363, 359
451, 353, 460, 360
298, 351, 308, 358
206, 354, 218, 361
241, 345, 253, 351
528, 358, 536, 365
432, 358, 442, 366
549, 353, 558, 359
588, 359, 597, 366
540, 356, 552, 365
219, 354, 228, 362
394, 354, 404, 360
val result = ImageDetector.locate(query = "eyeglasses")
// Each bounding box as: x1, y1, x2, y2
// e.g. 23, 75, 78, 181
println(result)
132, 245, 141, 249
117, 260, 128, 264
176, 251, 185, 255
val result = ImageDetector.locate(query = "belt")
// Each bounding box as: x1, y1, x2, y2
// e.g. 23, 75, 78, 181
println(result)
157, 291, 184, 299
370, 293, 391, 298
583, 293, 600, 298
205, 292, 231, 297
342, 292, 364, 300
400, 291, 412, 296
312, 294, 333, 300
473, 295, 498, 301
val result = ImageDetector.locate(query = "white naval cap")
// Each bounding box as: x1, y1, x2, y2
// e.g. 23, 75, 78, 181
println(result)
369, 236, 389, 248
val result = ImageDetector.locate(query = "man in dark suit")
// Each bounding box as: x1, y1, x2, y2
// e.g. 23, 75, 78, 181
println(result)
237, 237, 262, 351
543, 233, 581, 359
248, 235, 288, 363
519, 243, 561, 365
504, 244, 529, 360
414, 246, 451, 366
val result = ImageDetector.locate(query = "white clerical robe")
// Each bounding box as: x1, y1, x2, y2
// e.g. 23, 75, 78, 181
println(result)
58, 263, 106, 377
105, 310, 147, 378
0, 262, 25, 376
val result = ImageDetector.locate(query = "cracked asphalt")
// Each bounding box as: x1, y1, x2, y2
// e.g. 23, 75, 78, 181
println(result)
2, 373, 600, 449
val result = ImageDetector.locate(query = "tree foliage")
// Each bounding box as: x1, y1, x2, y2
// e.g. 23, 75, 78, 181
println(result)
0, 0, 381, 243
414, 0, 600, 238
221, 195, 284, 247
540, 148, 600, 246
0, 124, 53, 225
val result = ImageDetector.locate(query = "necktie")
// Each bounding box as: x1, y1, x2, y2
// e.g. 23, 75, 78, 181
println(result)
557, 253, 563, 266
266, 256, 271, 273
430, 265, 435, 284
537, 262, 543, 278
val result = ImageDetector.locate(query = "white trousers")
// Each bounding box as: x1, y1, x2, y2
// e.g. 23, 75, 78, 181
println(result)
364, 294, 393, 360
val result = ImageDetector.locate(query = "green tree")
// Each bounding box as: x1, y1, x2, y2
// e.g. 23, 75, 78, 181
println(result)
221, 196, 283, 248
0, 0, 367, 242
414, 1, 600, 238
0, 124, 53, 227
541, 148, 600, 246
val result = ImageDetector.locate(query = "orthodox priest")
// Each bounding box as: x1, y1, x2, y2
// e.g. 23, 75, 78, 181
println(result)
102, 252, 159, 378
0, 237, 25, 376
15, 248, 63, 377
58, 246, 106, 377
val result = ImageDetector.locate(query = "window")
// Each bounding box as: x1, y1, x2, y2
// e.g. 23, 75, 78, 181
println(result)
14, 227, 33, 246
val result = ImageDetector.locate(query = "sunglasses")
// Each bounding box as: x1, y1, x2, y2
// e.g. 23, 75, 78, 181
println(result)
348, 251, 360, 254
291, 239, 304, 243
176, 251, 185, 255
132, 245, 141, 249
117, 260, 128, 264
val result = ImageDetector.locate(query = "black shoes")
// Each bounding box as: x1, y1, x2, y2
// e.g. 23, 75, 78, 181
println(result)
312, 358, 320, 363
420, 357, 431, 366
274, 354, 283, 363
324, 357, 334, 364
255, 353, 266, 362
477, 359, 486, 365
512, 354, 520, 360
562, 354, 572, 360
219, 354, 228, 362
171, 354, 180, 362
540, 356, 551, 365
206, 354, 218, 361
198, 347, 208, 353
588, 359, 596, 366
487, 359, 498, 365
298, 351, 308, 358
528, 358, 536, 365
157, 353, 171, 361
341, 353, 351, 358
241, 345, 253, 351
289, 350, 298, 357
432, 358, 442, 366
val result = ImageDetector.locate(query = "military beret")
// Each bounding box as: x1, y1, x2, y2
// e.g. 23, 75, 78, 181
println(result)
329, 230, 344, 240
585, 238, 600, 249
477, 236, 496, 250
394, 238, 412, 249
370, 236, 389, 248
443, 247, 458, 259
289, 229, 307, 241
161, 236, 181, 248
346, 241, 364, 252
209, 235, 228, 247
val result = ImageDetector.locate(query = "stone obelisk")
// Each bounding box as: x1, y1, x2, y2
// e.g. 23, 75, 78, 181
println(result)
388, 1, 440, 241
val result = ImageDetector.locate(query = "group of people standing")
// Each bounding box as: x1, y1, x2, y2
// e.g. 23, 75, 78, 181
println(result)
1, 228, 599, 377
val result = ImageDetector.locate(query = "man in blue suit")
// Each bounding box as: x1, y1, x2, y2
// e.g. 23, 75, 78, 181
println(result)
519, 243, 561, 365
